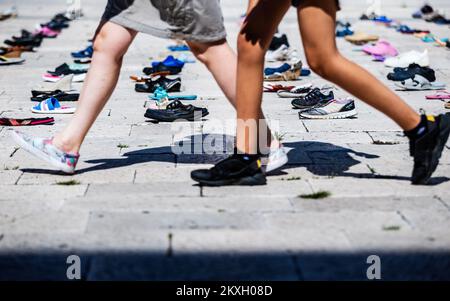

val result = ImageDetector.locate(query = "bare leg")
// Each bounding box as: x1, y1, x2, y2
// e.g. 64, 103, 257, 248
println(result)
297, 0, 420, 130
52, 21, 137, 153
236, 0, 291, 154
187, 39, 275, 150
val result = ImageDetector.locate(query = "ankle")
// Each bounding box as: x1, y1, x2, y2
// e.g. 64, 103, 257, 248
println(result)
52, 135, 80, 154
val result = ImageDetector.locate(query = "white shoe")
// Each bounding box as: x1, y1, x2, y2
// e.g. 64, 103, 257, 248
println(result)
384, 50, 429, 68
265, 146, 289, 173
265, 44, 289, 62
33, 74, 73, 92
299, 98, 358, 119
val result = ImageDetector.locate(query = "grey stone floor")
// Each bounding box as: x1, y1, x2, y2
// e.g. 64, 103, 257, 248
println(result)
0, 0, 449, 280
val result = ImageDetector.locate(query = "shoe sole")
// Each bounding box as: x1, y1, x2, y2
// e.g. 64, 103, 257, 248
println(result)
192, 173, 267, 187
299, 109, 358, 119
413, 113, 450, 185
144, 111, 209, 122
9, 130, 75, 174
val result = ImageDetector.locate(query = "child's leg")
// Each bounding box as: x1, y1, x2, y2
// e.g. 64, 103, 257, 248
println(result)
186, 39, 275, 148
296, 0, 420, 130
235, 0, 292, 154
52, 21, 137, 153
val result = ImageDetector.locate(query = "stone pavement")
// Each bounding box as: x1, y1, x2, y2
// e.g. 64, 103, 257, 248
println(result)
0, 0, 449, 280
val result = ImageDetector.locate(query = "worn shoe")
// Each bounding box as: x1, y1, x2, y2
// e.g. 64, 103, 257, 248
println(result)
384, 50, 429, 68
291, 88, 334, 109
299, 98, 357, 119
144, 100, 208, 122
269, 33, 290, 51
191, 153, 266, 186
10, 130, 79, 174
135, 76, 181, 93
387, 64, 436, 82
277, 83, 313, 98
408, 113, 450, 185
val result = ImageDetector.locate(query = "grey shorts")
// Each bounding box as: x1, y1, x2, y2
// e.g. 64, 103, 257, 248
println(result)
102, 0, 227, 43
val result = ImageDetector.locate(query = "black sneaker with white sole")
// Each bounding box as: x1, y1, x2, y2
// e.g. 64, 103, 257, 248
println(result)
190, 154, 266, 186
299, 98, 357, 119
387, 64, 436, 82
144, 100, 208, 122
291, 88, 334, 109
407, 113, 450, 185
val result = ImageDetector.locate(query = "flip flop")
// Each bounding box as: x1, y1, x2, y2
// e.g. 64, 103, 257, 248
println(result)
426, 91, 450, 100
149, 94, 197, 101
31, 97, 76, 114
263, 84, 295, 92
0, 117, 54, 126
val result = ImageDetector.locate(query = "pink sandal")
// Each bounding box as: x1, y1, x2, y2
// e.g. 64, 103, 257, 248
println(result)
426, 91, 450, 100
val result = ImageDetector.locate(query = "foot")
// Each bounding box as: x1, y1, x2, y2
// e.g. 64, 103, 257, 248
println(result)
408, 113, 450, 185
190, 153, 266, 186
10, 130, 79, 174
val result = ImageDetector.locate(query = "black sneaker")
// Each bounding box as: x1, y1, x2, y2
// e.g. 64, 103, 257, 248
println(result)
191, 154, 266, 186
269, 33, 289, 51
291, 88, 334, 109
135, 76, 181, 93
47, 63, 87, 76
144, 100, 208, 122
5, 36, 42, 47
143, 64, 183, 76
408, 113, 450, 185
387, 64, 436, 82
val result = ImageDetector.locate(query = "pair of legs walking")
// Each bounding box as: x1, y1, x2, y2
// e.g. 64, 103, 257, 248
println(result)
190, 0, 450, 185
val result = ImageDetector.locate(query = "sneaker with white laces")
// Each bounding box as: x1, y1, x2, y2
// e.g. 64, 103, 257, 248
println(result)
299, 98, 358, 119
265, 44, 289, 62
265, 146, 289, 173
10, 130, 79, 174
384, 50, 429, 68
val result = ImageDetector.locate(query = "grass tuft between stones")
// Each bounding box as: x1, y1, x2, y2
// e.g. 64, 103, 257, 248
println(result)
299, 190, 331, 199
382, 225, 401, 231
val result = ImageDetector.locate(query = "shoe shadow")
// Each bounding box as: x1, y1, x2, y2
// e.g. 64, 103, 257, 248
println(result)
19, 134, 450, 185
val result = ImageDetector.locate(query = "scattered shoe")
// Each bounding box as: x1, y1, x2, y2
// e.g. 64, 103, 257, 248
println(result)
291, 88, 334, 109
269, 33, 289, 51
299, 98, 357, 119
135, 76, 181, 93
387, 64, 436, 82
426, 91, 450, 100
384, 50, 429, 68
71, 45, 93, 58
33, 74, 74, 93
345, 32, 379, 45
0, 56, 25, 65
265, 44, 290, 62
277, 83, 313, 98
0, 117, 54, 126
31, 97, 76, 114
144, 100, 208, 122
362, 40, 398, 59
264, 59, 302, 81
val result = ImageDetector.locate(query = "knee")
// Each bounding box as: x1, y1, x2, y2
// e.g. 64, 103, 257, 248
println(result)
237, 34, 265, 64
306, 51, 341, 79
188, 42, 211, 65
93, 29, 125, 63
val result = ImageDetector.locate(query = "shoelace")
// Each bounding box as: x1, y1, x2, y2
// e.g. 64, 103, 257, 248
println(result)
301, 89, 324, 105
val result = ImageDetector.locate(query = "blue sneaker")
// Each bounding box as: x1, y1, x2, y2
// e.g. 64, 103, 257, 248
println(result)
152, 55, 185, 68
10, 130, 79, 174
71, 45, 93, 58
264, 63, 291, 76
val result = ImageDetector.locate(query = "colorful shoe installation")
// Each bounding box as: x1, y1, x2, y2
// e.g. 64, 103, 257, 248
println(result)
31, 97, 76, 114
190, 153, 266, 186
71, 45, 93, 58
10, 130, 79, 174
384, 50, 429, 68
299, 98, 357, 119
0, 117, 54, 126
362, 40, 398, 61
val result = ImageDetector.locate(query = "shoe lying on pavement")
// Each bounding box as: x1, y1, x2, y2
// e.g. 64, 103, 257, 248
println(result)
191, 153, 266, 186
33, 74, 74, 93
144, 100, 208, 122
406, 113, 450, 185
345, 32, 379, 45
264, 63, 291, 76
10, 130, 79, 174
277, 83, 313, 98
264, 59, 302, 81
265, 44, 290, 62
47, 63, 87, 76
291, 88, 334, 109
362, 40, 398, 60
31, 97, 76, 114
264, 146, 289, 173
151, 55, 185, 69
394, 76, 445, 91
426, 91, 450, 100
71, 45, 93, 58
31, 90, 79, 102
387, 63, 435, 82
384, 50, 429, 68
135, 76, 182, 93
43, 73, 85, 83
0, 55, 25, 65
299, 98, 357, 119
